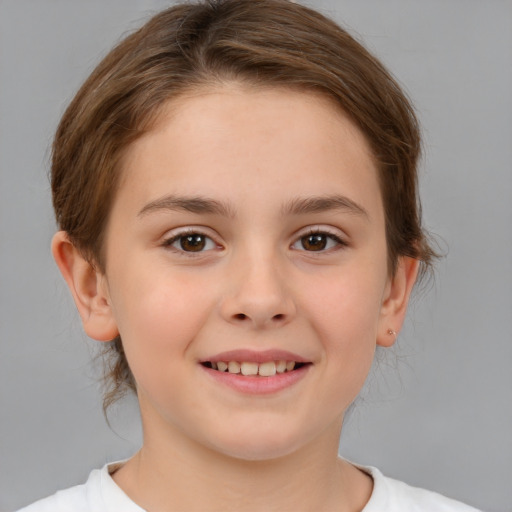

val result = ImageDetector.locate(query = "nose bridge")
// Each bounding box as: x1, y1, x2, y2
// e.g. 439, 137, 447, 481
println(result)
221, 242, 295, 328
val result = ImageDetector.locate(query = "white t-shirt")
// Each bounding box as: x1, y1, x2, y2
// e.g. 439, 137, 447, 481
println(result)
17, 462, 482, 512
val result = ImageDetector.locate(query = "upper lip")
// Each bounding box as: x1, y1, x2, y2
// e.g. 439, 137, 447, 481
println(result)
201, 349, 310, 364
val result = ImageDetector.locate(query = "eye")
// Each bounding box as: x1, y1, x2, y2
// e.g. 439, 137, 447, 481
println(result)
292, 230, 346, 252
164, 231, 217, 253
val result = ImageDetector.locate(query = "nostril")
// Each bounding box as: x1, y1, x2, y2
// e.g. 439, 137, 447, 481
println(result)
229, 312, 288, 324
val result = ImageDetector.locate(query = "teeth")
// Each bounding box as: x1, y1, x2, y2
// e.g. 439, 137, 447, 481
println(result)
276, 360, 287, 373
286, 361, 295, 372
228, 361, 241, 374
208, 360, 301, 376
240, 362, 259, 376
258, 361, 276, 377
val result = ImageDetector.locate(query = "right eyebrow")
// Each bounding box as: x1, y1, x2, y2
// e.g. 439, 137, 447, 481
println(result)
137, 194, 235, 218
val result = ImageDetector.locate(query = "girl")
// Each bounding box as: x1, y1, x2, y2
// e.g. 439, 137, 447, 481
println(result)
17, 0, 483, 510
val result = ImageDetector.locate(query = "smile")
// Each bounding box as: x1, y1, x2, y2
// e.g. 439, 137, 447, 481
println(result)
201, 360, 308, 377
199, 349, 312, 393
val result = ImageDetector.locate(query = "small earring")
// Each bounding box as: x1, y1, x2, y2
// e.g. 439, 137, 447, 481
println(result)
387, 329, 397, 338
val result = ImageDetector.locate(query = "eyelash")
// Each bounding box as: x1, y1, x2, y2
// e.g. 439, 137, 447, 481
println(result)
162, 229, 219, 255
292, 228, 348, 253
161, 227, 348, 255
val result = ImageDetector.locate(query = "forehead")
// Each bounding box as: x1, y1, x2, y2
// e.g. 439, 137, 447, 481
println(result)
116, 85, 381, 217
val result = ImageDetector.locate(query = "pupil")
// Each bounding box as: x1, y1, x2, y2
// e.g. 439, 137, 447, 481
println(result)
303, 234, 326, 251
181, 234, 206, 252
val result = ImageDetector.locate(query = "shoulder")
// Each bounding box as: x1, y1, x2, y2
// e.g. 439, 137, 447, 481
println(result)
16, 480, 91, 512
16, 462, 144, 512
361, 466, 482, 512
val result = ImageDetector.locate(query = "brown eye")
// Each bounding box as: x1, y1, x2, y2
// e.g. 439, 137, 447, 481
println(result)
180, 234, 207, 252
292, 230, 346, 252
301, 233, 328, 251
165, 232, 216, 253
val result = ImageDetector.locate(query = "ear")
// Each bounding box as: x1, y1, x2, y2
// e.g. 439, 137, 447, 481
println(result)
377, 257, 420, 347
51, 231, 119, 342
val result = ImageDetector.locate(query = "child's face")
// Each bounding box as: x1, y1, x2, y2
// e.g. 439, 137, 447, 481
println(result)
96, 86, 411, 460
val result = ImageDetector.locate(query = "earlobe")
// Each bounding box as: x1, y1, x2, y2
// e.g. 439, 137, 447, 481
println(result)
51, 231, 119, 342
377, 257, 420, 347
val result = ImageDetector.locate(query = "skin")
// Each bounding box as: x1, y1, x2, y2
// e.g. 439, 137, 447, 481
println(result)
53, 85, 419, 511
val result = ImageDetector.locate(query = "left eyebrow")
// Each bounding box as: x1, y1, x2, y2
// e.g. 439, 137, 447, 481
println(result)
282, 195, 369, 219
138, 194, 235, 218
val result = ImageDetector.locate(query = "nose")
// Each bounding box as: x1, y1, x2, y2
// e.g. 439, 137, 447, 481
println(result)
220, 252, 296, 329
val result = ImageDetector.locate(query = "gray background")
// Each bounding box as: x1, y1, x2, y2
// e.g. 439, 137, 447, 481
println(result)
1, 1, 511, 511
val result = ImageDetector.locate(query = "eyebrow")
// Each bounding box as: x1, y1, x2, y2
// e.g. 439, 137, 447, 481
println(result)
138, 194, 368, 220
282, 195, 369, 219
138, 195, 235, 218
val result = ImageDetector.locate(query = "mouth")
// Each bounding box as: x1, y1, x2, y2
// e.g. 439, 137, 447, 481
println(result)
201, 360, 310, 377
200, 350, 312, 394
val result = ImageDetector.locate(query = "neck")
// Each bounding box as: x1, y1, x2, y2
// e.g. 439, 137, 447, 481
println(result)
113, 417, 373, 512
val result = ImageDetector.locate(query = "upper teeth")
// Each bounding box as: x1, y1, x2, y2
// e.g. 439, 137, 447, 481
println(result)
212, 360, 296, 377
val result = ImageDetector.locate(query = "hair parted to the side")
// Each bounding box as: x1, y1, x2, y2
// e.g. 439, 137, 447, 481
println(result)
51, 0, 437, 411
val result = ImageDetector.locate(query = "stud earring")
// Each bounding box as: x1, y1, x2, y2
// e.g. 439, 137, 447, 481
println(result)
387, 329, 397, 340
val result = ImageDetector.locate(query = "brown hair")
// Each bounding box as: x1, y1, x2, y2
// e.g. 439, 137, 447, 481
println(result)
51, 0, 437, 410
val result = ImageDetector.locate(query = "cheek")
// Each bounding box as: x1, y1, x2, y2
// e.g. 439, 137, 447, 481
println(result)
108, 266, 215, 371
299, 262, 386, 389
304, 262, 386, 340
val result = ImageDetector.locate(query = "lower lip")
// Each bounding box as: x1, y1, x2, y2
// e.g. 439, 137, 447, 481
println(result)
201, 365, 310, 395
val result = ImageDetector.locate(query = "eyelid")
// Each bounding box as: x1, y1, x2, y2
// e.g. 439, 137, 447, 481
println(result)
291, 226, 348, 251
161, 226, 223, 254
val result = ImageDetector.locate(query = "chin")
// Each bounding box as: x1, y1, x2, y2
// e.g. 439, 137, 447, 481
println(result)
215, 441, 300, 462
203, 422, 315, 462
